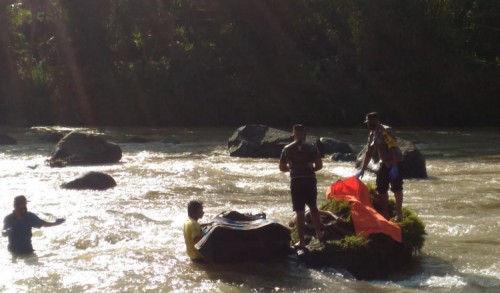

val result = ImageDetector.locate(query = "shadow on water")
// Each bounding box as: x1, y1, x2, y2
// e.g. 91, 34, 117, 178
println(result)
193, 254, 350, 291
11, 252, 44, 266
187, 243, 498, 292
391, 254, 500, 292
191, 252, 500, 292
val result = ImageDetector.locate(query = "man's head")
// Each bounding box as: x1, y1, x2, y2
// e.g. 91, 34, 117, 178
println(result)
364, 112, 380, 130
187, 200, 204, 220
292, 124, 306, 141
13, 195, 28, 215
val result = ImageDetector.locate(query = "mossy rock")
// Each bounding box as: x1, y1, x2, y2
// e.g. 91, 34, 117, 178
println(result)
292, 184, 426, 279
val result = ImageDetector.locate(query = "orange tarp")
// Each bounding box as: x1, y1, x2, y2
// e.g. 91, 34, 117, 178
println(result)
326, 176, 402, 243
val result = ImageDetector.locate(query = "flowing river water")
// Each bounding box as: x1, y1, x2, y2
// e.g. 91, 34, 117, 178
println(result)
0, 126, 499, 292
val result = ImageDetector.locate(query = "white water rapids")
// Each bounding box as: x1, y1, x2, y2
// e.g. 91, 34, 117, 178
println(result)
0, 127, 499, 292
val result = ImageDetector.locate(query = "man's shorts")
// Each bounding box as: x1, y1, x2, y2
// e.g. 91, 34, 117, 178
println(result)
376, 162, 403, 194
290, 176, 318, 212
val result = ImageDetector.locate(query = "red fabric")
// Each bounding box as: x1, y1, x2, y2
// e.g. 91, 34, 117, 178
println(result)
326, 177, 402, 243
327, 176, 373, 207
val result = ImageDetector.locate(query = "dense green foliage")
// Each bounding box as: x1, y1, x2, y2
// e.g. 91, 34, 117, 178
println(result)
1, 0, 499, 127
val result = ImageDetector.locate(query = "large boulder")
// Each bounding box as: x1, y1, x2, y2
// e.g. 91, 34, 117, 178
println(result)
61, 171, 117, 190
316, 137, 355, 161
0, 133, 17, 145
228, 125, 353, 159
355, 137, 427, 179
316, 137, 353, 155
298, 234, 413, 280
331, 153, 357, 162
28, 127, 69, 143
48, 131, 122, 166
228, 125, 292, 158
293, 196, 427, 279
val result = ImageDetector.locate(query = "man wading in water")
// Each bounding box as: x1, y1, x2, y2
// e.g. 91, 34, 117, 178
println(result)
2, 195, 65, 255
183, 200, 208, 262
279, 124, 324, 248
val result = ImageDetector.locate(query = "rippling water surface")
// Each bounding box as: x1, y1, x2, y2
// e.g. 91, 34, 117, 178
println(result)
0, 127, 499, 292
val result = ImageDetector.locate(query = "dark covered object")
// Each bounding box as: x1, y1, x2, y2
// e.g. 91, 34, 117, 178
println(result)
196, 211, 291, 263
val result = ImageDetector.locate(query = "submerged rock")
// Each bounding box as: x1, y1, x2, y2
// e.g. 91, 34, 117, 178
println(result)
0, 133, 17, 145
121, 135, 149, 143
161, 135, 180, 144
61, 171, 117, 190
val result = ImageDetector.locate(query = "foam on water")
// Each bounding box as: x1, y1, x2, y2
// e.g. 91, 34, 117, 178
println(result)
0, 127, 499, 292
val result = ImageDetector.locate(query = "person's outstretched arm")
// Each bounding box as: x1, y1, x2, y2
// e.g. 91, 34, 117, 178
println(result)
42, 218, 65, 227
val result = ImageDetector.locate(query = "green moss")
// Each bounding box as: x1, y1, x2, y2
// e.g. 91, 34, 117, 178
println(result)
399, 206, 427, 253
320, 199, 352, 221
293, 182, 427, 278
330, 235, 370, 251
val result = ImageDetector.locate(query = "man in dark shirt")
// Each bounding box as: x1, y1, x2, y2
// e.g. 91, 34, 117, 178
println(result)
279, 124, 324, 248
2, 195, 65, 255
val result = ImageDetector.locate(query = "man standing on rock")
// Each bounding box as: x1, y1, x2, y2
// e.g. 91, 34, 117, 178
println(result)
279, 124, 324, 248
2, 195, 65, 255
356, 112, 404, 222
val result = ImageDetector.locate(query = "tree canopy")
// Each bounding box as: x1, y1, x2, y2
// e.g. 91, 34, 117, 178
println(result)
1, 0, 499, 127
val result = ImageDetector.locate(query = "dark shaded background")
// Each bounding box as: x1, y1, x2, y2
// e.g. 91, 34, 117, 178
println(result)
1, 0, 499, 127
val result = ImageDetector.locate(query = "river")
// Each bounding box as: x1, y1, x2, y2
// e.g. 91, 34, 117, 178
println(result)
0, 126, 499, 292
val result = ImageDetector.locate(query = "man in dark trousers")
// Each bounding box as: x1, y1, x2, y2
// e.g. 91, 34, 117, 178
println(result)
356, 112, 404, 222
2, 195, 65, 255
279, 124, 324, 248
